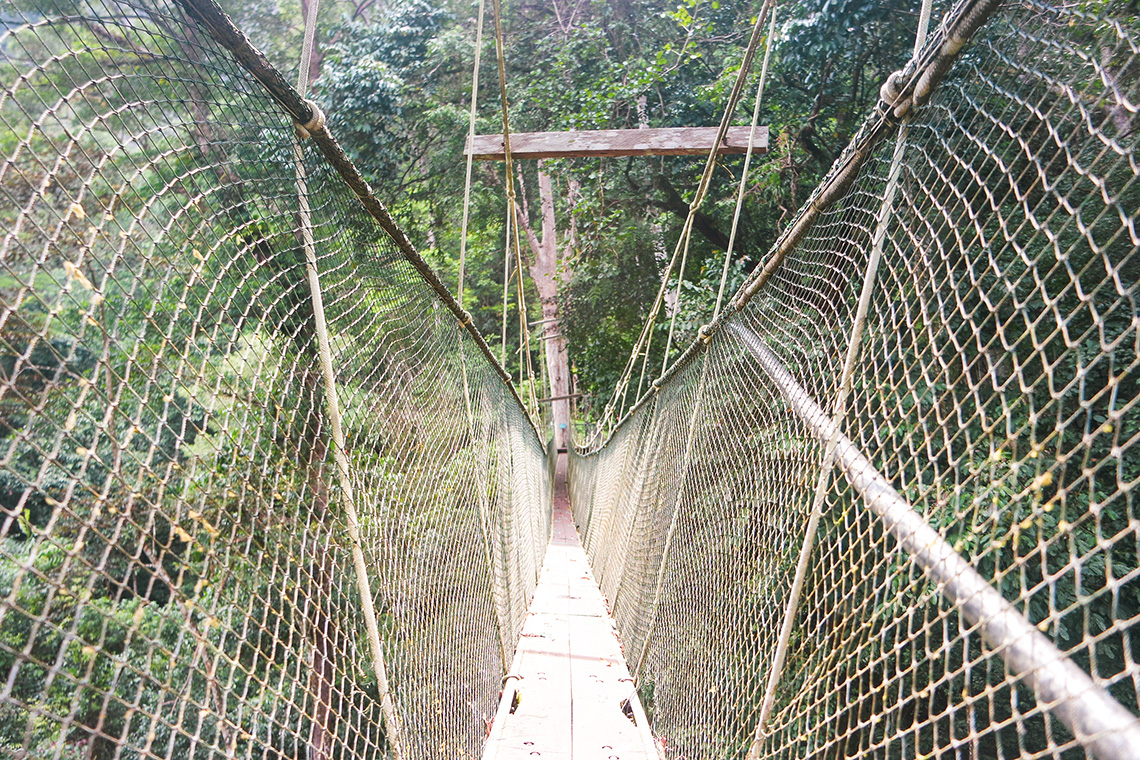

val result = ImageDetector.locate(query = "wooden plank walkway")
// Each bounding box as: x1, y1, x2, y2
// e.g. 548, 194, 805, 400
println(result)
482, 454, 658, 760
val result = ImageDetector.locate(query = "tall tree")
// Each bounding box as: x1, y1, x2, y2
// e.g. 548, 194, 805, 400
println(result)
516, 166, 578, 449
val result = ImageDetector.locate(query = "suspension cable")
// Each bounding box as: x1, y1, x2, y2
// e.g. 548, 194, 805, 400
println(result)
713, 8, 777, 321
291, 4, 404, 755
592, 0, 777, 440
457, 0, 487, 308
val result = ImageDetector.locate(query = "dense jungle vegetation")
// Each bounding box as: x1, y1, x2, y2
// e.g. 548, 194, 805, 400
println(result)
1, 0, 1138, 758
237, 0, 946, 414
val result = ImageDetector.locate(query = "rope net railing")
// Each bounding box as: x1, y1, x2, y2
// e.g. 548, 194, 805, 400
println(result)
570, 0, 1140, 758
0, 2, 551, 758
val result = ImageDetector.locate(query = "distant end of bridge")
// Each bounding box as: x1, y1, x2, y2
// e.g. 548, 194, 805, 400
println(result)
481, 454, 661, 760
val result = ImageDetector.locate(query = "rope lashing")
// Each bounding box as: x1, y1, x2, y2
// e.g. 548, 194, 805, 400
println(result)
293, 99, 326, 139
878, 70, 906, 107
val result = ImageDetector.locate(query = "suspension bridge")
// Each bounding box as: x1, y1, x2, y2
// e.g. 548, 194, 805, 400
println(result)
0, 0, 1138, 758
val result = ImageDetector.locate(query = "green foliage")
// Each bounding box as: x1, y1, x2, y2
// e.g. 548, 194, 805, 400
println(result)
319, 1, 447, 185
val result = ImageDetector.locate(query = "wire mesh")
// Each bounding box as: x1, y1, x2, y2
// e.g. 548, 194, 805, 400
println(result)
0, 2, 550, 759
570, 0, 1140, 757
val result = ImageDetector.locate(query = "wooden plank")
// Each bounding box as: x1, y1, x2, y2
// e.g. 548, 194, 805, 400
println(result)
568, 609, 648, 758
483, 454, 658, 760
467, 126, 769, 160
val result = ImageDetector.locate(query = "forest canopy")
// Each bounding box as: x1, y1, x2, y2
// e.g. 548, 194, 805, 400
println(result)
225, 0, 942, 420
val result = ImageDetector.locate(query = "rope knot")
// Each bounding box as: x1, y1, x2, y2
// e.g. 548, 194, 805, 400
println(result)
294, 99, 326, 139
879, 70, 906, 107
698, 324, 715, 344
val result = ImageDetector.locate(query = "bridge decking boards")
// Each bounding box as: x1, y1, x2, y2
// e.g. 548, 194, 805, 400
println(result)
482, 455, 657, 760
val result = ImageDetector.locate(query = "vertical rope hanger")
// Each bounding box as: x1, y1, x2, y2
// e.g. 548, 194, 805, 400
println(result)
490, 0, 539, 413
746, 0, 932, 753
290, 4, 405, 756
713, 8, 778, 321
590, 0, 778, 442
501, 230, 511, 366
457, 0, 487, 309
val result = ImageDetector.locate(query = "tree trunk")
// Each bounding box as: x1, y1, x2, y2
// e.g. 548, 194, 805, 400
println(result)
517, 164, 575, 450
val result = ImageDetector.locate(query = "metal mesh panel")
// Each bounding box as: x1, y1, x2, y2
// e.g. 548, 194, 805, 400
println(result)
570, 0, 1140, 757
0, 3, 549, 759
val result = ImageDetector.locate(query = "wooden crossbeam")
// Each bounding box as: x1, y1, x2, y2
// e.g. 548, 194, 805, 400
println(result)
536, 393, 583, 403
466, 125, 769, 160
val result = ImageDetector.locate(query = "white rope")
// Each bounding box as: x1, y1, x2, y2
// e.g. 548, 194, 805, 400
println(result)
596, 0, 778, 436
501, 232, 511, 366
659, 226, 693, 376
490, 0, 539, 412
457, 0, 487, 308
291, 6, 404, 755
914, 0, 933, 56
713, 9, 777, 321
296, 2, 319, 100
747, 0, 931, 750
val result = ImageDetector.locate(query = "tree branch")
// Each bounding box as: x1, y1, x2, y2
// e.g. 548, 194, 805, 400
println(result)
652, 174, 730, 251
797, 124, 834, 171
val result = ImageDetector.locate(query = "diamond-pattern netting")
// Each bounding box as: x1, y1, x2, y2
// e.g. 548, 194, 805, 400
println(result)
2, 0, 1139, 758
0, 3, 549, 758
571, 1, 1140, 757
